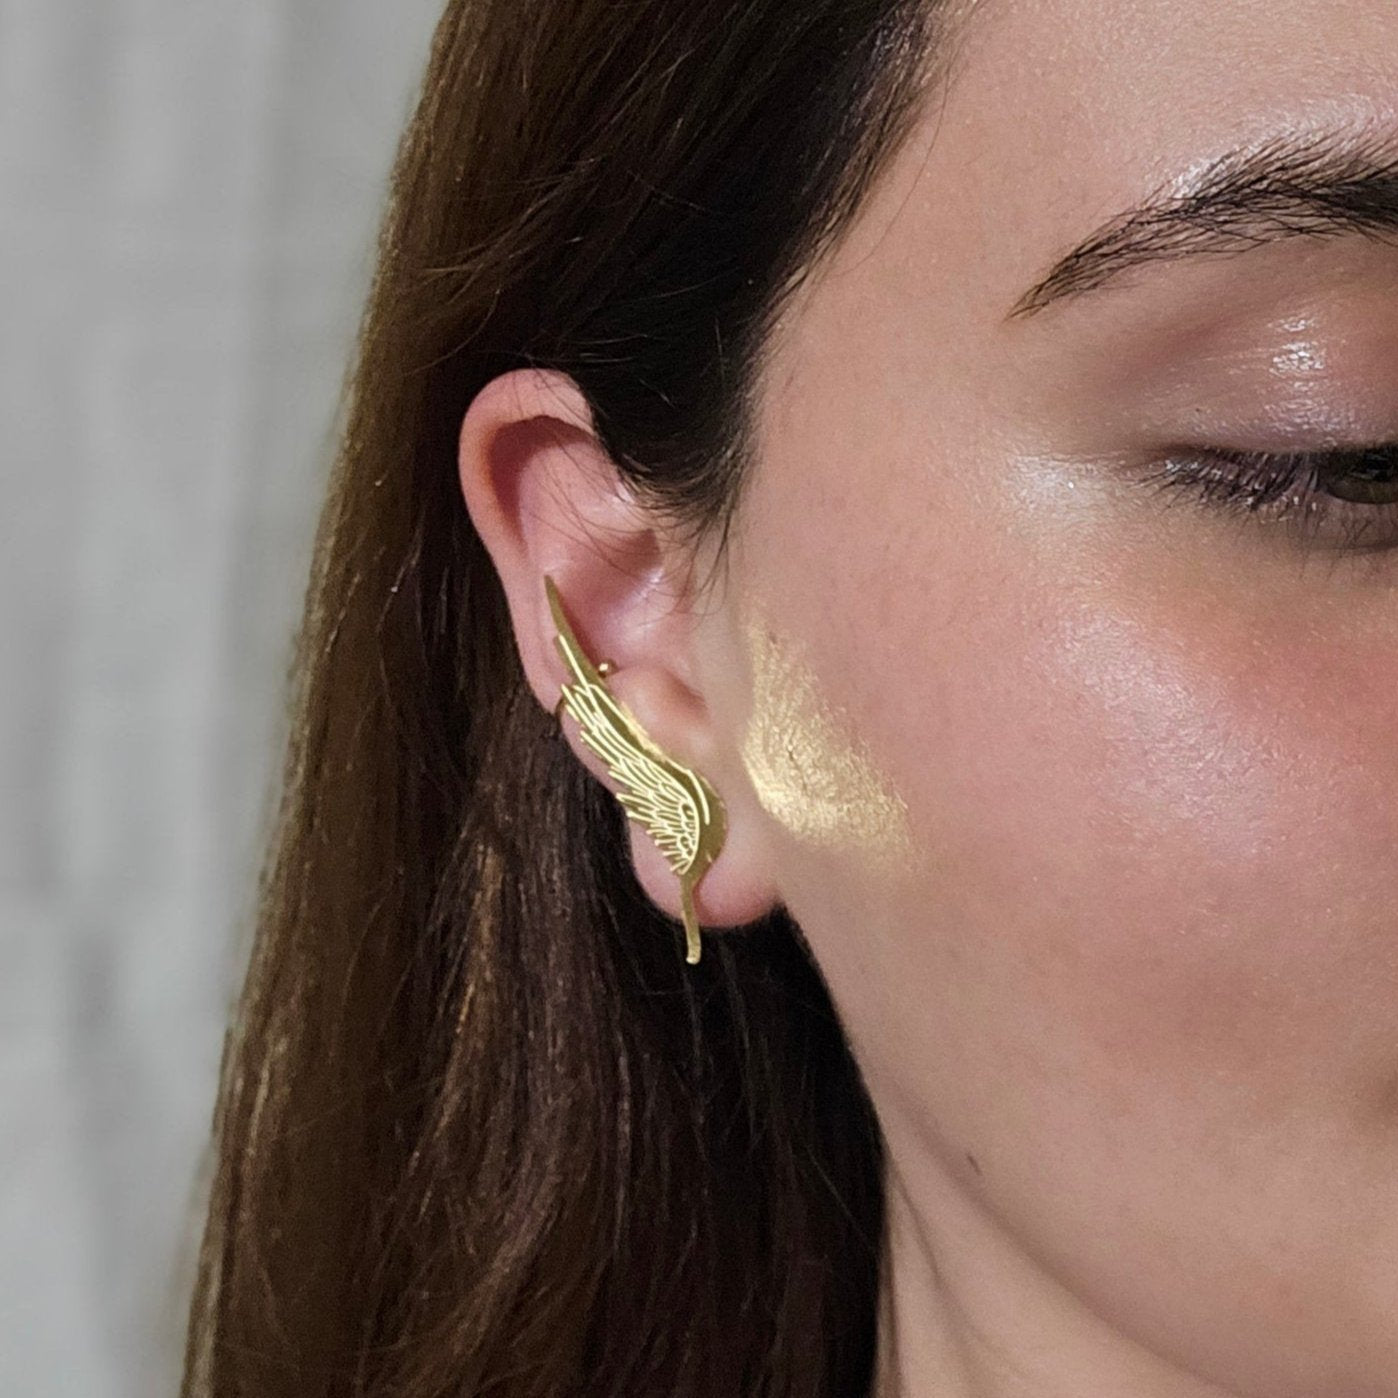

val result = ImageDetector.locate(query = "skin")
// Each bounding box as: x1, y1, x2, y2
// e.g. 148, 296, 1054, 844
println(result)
737, 606, 916, 865
459, 1, 1398, 1393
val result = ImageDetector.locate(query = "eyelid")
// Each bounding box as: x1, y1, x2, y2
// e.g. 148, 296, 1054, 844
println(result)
1134, 441, 1398, 556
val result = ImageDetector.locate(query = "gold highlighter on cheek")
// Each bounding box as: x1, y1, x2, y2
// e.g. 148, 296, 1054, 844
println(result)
738, 610, 913, 862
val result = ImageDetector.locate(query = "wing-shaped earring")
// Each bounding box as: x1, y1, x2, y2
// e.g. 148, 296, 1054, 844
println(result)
545, 573, 727, 965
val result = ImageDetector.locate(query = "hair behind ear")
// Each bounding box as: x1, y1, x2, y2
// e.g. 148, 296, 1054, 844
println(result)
181, 1, 948, 1394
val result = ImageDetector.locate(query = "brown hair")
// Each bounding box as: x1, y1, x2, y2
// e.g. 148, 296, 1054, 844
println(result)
182, 2, 957, 1394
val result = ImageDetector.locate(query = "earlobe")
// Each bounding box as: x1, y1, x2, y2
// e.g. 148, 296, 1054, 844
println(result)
543, 568, 785, 955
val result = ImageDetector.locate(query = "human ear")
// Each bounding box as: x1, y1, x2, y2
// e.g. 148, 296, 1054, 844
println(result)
457, 366, 779, 935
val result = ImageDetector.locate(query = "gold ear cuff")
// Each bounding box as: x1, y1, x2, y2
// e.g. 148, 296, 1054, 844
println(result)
545, 574, 727, 965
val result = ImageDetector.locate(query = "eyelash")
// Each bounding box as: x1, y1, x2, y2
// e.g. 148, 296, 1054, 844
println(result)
1137, 443, 1398, 553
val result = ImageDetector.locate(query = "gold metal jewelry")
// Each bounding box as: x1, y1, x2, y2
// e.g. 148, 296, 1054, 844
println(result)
545, 573, 727, 965
552, 659, 614, 720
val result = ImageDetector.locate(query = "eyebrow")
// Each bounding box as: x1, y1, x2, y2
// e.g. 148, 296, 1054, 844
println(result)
1008, 129, 1398, 319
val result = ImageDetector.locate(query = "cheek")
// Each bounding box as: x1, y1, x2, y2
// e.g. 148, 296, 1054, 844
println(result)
761, 490, 1398, 1376
879, 549, 1398, 1127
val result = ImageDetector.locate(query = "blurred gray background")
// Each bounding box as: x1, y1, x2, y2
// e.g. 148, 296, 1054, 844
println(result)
1, 2, 443, 1392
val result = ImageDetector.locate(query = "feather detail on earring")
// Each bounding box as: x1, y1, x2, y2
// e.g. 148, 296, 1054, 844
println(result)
545, 573, 727, 965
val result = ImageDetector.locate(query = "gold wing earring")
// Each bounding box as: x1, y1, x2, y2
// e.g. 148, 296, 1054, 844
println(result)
545, 573, 727, 965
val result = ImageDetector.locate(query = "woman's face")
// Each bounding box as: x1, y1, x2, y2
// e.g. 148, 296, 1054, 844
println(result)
698, 0, 1398, 1391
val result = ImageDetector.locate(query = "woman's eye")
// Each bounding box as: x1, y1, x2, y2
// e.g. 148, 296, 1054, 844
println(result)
1135, 442, 1398, 554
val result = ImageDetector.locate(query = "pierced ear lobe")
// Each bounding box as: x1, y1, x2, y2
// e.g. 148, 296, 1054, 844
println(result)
547, 573, 727, 966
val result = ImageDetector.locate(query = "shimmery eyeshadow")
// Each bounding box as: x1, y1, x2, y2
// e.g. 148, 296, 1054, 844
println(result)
738, 608, 913, 860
